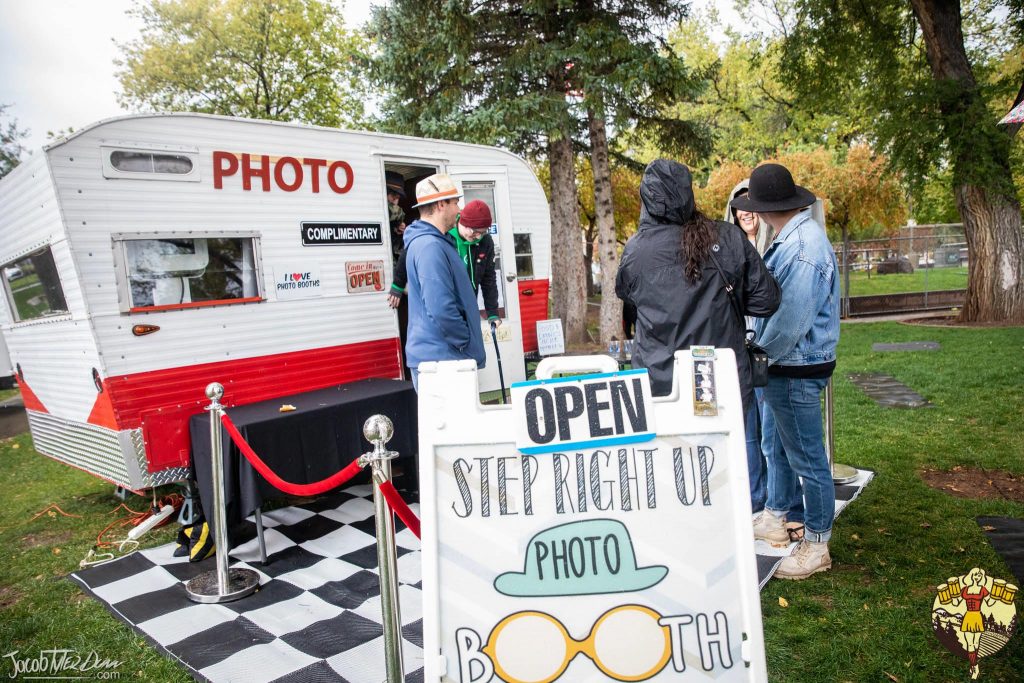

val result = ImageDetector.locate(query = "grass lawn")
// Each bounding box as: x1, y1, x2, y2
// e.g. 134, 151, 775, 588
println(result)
846, 266, 969, 297
2, 321, 1023, 681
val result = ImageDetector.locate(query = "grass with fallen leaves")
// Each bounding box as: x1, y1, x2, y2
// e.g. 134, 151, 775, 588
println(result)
1, 321, 1022, 681
762, 322, 1024, 682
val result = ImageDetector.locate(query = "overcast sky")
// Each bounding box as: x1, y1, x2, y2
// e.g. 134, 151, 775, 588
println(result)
0, 0, 736, 154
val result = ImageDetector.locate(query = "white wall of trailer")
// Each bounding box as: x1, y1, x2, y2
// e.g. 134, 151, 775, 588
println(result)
0, 114, 551, 423
0, 153, 105, 422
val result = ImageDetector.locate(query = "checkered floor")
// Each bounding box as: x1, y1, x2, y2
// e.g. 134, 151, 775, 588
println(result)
71, 471, 873, 682
755, 467, 875, 588
72, 485, 424, 683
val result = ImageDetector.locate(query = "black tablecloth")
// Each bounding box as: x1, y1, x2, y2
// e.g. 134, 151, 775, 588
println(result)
190, 379, 418, 537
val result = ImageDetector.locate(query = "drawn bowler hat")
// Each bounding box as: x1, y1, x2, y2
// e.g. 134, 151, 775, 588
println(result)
730, 163, 816, 213
494, 518, 668, 597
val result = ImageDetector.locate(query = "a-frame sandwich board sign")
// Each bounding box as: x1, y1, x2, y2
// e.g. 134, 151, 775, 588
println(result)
417, 349, 767, 682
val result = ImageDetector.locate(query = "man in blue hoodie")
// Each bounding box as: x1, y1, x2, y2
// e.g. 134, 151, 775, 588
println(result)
403, 173, 486, 390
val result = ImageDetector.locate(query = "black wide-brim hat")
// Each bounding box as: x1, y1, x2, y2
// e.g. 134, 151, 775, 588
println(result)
730, 163, 816, 213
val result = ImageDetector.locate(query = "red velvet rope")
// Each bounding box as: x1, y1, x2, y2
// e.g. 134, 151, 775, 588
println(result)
379, 480, 421, 539
221, 413, 365, 497
219, 413, 421, 538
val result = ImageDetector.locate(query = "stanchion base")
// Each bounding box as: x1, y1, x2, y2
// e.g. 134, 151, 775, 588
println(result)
185, 568, 260, 604
832, 463, 859, 485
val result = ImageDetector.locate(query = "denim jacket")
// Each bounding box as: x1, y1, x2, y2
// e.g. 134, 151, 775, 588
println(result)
753, 211, 839, 366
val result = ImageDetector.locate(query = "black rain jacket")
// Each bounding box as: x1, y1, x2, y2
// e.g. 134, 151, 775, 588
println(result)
615, 159, 781, 407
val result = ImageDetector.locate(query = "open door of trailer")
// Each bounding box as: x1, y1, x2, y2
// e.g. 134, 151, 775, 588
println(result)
448, 167, 527, 393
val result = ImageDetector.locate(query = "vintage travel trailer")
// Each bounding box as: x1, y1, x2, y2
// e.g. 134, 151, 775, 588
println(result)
0, 113, 551, 491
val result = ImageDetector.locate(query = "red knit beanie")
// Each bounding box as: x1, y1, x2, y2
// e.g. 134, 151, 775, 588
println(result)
460, 200, 492, 229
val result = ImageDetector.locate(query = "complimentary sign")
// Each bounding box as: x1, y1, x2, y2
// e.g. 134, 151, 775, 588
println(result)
511, 369, 656, 455
300, 221, 382, 245
417, 352, 767, 683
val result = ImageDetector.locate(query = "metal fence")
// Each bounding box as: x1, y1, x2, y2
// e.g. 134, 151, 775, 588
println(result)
832, 223, 969, 317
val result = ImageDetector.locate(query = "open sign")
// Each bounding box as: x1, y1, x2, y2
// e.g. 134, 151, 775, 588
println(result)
511, 369, 657, 455
345, 260, 385, 294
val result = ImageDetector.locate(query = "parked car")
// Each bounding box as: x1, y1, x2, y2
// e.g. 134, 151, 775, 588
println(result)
876, 255, 915, 275
4, 266, 23, 281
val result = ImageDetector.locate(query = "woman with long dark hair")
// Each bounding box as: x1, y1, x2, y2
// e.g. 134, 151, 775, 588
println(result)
616, 160, 780, 509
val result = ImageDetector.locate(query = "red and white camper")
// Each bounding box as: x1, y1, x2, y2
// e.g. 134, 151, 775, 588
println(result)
0, 113, 551, 491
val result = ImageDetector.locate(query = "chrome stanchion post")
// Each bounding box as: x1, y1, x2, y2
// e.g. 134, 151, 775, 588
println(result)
186, 383, 260, 604
824, 377, 858, 485
360, 415, 404, 683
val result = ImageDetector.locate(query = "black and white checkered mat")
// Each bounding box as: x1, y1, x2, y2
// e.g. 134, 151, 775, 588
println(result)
72, 484, 424, 683
71, 471, 873, 682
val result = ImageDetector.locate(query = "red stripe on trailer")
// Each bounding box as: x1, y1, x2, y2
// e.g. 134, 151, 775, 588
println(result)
517, 278, 549, 354
102, 338, 402, 472
87, 386, 119, 430
17, 379, 48, 413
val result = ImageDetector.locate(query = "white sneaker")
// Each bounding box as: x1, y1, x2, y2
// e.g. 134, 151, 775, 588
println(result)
775, 540, 832, 580
753, 509, 790, 547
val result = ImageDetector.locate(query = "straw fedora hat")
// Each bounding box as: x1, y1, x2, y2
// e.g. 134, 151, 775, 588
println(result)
412, 173, 464, 208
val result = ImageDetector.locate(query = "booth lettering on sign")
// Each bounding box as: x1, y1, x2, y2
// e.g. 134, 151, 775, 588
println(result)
418, 350, 767, 682
0, 113, 551, 492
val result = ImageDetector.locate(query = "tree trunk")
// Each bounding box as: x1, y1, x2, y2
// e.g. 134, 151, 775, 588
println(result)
956, 184, 1024, 322
588, 109, 622, 343
910, 0, 1024, 322
584, 237, 595, 298
548, 131, 588, 343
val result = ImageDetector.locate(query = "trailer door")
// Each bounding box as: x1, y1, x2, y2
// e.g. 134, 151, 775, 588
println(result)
447, 168, 526, 394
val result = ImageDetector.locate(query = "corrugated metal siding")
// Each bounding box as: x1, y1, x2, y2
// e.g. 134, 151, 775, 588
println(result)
0, 152, 104, 422
27, 410, 132, 488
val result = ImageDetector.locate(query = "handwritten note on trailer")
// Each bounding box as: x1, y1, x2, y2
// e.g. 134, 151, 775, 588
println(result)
511, 369, 656, 455
419, 355, 768, 683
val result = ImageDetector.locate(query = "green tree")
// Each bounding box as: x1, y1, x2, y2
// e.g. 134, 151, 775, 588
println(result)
1, 104, 29, 178
667, 9, 863, 173
116, 0, 369, 127
775, 0, 1024, 322
370, 1, 705, 345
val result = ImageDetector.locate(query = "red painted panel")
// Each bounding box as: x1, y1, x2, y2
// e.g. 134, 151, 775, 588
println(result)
102, 338, 402, 472
517, 279, 549, 353
17, 379, 48, 413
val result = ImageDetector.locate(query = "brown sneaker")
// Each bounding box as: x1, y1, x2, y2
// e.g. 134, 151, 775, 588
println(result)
775, 540, 831, 580
753, 509, 790, 547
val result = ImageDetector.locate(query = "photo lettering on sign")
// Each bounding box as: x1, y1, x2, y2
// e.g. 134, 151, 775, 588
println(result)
212, 151, 354, 194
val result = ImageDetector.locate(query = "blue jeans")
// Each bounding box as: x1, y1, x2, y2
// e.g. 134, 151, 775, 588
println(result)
761, 376, 833, 542
745, 391, 766, 514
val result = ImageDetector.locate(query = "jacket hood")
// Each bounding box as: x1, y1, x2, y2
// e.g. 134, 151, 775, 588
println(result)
639, 159, 694, 227
403, 218, 449, 248
723, 179, 750, 224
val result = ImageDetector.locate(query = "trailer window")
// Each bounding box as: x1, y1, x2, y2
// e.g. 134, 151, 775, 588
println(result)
3, 247, 69, 322
110, 151, 194, 174
121, 236, 261, 311
514, 233, 534, 277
